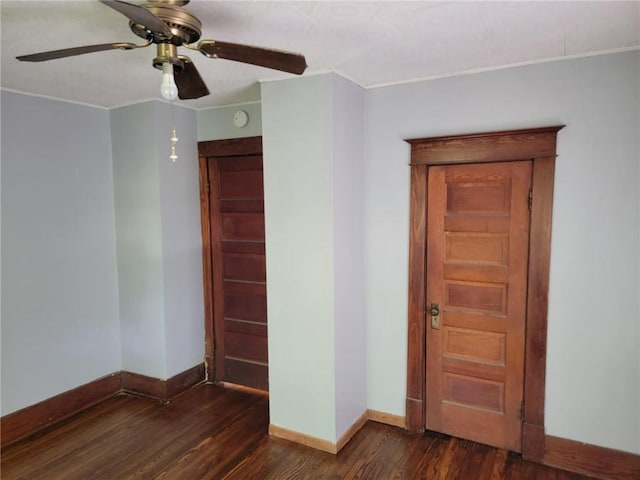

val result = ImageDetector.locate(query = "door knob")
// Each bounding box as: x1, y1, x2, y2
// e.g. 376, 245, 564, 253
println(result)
430, 303, 440, 329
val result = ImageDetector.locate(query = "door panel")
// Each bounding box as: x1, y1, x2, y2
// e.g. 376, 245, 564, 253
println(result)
221, 213, 265, 240
225, 294, 267, 324
426, 160, 531, 452
225, 331, 268, 363
208, 154, 269, 391
222, 253, 267, 282
219, 171, 264, 198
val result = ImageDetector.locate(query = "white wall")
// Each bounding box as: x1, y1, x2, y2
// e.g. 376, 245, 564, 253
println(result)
1, 91, 121, 415
156, 102, 204, 377
2, 50, 637, 458
1, 92, 203, 414
364, 50, 640, 454
332, 75, 367, 438
197, 102, 262, 141
111, 102, 167, 378
111, 101, 203, 379
261, 73, 368, 444
0, 92, 245, 414
262, 74, 337, 441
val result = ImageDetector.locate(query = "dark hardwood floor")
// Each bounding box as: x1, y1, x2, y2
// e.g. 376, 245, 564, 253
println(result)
1, 383, 590, 479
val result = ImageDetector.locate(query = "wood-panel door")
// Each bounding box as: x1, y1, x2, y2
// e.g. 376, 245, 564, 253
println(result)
425, 160, 532, 452
206, 149, 268, 391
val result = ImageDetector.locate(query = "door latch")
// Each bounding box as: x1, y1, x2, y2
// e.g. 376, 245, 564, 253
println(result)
430, 303, 440, 329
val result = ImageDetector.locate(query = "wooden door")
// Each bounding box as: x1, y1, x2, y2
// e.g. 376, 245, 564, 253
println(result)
204, 140, 269, 391
425, 160, 532, 452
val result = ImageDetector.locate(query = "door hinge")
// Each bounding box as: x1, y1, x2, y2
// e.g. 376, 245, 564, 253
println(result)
528, 188, 533, 211
520, 401, 525, 419
206, 181, 211, 195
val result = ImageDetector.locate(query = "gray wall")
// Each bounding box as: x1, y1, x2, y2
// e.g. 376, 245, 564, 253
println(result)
1, 94, 205, 415
156, 103, 205, 376
1, 91, 121, 415
111, 102, 166, 378
111, 101, 203, 379
2, 49, 638, 456
261, 73, 368, 443
197, 102, 262, 141
364, 50, 639, 454
332, 74, 367, 439
262, 74, 338, 441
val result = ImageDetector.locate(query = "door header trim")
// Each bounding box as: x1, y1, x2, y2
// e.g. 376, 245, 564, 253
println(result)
406, 126, 564, 166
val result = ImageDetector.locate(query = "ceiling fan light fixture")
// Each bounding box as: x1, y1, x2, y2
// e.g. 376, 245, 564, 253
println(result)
15, 0, 307, 103
160, 62, 178, 100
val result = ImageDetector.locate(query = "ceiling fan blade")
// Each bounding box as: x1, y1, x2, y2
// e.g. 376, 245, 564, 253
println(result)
174, 58, 210, 100
16, 42, 141, 62
99, 0, 170, 35
199, 40, 307, 75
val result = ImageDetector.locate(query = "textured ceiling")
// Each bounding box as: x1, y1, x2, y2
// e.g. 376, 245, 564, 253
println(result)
1, 1, 639, 109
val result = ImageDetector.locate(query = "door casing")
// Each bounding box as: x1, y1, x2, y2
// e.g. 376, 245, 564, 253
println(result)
404, 126, 564, 462
198, 136, 264, 382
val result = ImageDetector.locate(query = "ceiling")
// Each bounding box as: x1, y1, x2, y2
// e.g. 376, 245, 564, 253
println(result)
1, 1, 639, 110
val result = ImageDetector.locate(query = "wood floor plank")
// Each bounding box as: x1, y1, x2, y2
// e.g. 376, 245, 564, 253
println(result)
341, 427, 404, 478
401, 430, 452, 478
155, 402, 268, 479
224, 436, 322, 479
122, 389, 264, 479
455, 439, 495, 479
1, 396, 154, 480
489, 448, 510, 480
1, 384, 595, 480
424, 432, 459, 479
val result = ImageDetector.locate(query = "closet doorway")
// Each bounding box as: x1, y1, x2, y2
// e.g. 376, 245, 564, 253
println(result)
199, 137, 268, 391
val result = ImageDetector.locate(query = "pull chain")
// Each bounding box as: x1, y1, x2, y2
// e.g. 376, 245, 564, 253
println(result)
169, 96, 178, 162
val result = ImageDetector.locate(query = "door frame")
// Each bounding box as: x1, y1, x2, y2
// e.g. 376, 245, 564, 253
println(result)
404, 126, 564, 461
198, 136, 263, 382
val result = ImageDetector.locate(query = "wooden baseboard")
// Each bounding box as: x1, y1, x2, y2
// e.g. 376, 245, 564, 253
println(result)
166, 363, 206, 398
405, 396, 424, 433
367, 409, 407, 429
522, 422, 545, 462
0, 373, 121, 448
336, 411, 369, 452
269, 424, 338, 454
269, 409, 406, 455
121, 371, 166, 400
1, 363, 205, 448
543, 435, 640, 480
269, 414, 368, 455
121, 364, 206, 402
218, 381, 269, 397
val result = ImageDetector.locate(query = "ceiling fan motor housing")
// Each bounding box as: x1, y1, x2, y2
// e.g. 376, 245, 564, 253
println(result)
152, 43, 185, 71
130, 1, 202, 46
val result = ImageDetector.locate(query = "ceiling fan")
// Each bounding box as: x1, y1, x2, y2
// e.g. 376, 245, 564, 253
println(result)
16, 0, 308, 100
